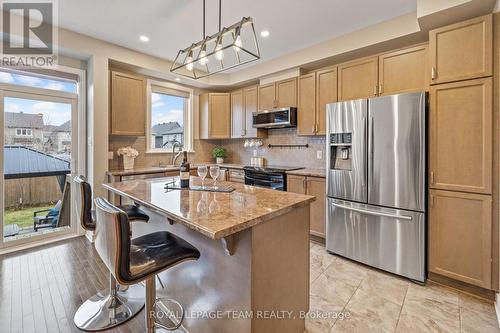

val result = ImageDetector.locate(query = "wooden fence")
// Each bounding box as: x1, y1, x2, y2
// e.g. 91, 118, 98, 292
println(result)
4, 176, 62, 208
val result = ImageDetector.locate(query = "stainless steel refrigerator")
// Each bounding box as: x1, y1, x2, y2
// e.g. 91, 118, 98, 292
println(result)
326, 92, 426, 282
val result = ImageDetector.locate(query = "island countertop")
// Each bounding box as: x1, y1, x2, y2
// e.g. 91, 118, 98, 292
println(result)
103, 177, 315, 240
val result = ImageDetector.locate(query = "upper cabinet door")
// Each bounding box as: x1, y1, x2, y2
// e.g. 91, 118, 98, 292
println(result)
297, 73, 316, 136
429, 14, 492, 84
429, 78, 492, 194
316, 67, 338, 135
110, 71, 146, 136
276, 78, 297, 108
208, 93, 231, 139
379, 45, 428, 95
258, 83, 276, 111
338, 57, 378, 101
231, 90, 244, 138
243, 86, 266, 139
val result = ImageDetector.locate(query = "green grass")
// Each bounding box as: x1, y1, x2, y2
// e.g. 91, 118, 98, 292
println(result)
5, 205, 53, 228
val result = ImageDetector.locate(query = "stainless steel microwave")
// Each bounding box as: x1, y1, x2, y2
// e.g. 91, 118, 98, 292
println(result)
252, 107, 297, 129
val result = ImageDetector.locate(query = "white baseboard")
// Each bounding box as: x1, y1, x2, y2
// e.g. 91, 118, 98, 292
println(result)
495, 293, 500, 328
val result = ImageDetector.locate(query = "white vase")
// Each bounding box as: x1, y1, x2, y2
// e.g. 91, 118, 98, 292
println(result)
216, 157, 224, 164
123, 156, 135, 170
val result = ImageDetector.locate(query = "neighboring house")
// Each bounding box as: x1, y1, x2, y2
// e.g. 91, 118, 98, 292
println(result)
151, 121, 183, 149
43, 120, 71, 158
4, 112, 44, 149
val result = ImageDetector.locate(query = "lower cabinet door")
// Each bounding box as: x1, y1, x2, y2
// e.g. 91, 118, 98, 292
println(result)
429, 190, 492, 289
287, 175, 306, 194
307, 177, 326, 238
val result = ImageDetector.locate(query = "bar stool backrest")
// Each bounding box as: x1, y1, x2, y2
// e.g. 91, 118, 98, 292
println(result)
74, 175, 95, 231
94, 197, 132, 285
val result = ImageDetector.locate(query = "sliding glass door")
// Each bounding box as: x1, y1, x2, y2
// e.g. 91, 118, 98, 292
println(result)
0, 79, 79, 248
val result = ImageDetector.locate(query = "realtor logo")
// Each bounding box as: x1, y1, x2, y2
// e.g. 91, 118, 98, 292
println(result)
1, 0, 58, 67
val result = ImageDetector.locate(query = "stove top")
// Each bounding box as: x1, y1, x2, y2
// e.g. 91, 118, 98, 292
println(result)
243, 165, 304, 173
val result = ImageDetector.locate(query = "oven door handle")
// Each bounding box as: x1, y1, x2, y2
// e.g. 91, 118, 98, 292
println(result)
245, 176, 282, 184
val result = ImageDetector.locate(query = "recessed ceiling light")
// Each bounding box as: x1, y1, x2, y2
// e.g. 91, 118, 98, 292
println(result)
139, 35, 150, 42
260, 30, 270, 38
175, 78, 180, 81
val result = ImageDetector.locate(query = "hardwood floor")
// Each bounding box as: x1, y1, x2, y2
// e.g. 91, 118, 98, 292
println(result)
0, 236, 146, 333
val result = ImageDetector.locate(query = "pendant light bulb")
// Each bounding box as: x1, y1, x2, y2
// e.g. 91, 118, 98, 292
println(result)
233, 28, 242, 52
215, 37, 224, 60
198, 44, 208, 65
186, 49, 194, 71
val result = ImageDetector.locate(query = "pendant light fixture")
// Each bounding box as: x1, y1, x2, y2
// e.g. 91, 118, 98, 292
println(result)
170, 0, 260, 79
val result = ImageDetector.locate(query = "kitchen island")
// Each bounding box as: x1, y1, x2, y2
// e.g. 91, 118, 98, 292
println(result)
103, 177, 314, 333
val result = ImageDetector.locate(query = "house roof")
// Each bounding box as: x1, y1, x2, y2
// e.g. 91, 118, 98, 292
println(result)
44, 120, 71, 132
151, 122, 183, 136
5, 112, 44, 129
4, 145, 70, 179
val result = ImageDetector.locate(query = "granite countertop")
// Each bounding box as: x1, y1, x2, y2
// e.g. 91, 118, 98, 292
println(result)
103, 177, 315, 240
107, 163, 245, 177
286, 168, 326, 178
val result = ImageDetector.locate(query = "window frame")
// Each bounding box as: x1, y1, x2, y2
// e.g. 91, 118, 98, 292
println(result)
145, 79, 194, 154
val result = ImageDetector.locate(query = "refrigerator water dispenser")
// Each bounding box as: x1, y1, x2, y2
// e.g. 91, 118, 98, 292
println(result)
330, 133, 352, 170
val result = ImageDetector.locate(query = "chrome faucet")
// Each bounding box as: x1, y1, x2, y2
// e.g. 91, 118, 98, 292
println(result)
171, 141, 183, 165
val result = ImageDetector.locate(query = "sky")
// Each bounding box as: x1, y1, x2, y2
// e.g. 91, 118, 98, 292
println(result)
1, 71, 76, 127
151, 92, 184, 127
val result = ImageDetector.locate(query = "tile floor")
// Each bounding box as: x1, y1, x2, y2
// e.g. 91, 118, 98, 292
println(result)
307, 242, 500, 333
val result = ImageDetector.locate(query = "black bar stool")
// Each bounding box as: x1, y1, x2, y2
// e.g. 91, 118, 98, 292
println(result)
73, 175, 149, 331
94, 197, 200, 332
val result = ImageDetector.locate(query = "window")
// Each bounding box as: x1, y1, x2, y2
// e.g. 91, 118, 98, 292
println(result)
0, 70, 77, 93
146, 80, 193, 153
15, 128, 33, 137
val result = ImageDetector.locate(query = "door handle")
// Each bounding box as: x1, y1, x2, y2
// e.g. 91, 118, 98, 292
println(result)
379, 84, 383, 95
430, 171, 435, 184
369, 116, 374, 185
373, 85, 378, 96
331, 202, 413, 221
431, 67, 437, 80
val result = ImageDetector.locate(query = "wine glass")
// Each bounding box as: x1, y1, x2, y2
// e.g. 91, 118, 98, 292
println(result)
209, 165, 220, 189
197, 165, 208, 189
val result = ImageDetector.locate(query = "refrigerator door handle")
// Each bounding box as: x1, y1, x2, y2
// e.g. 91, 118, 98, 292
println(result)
369, 116, 374, 185
331, 202, 413, 221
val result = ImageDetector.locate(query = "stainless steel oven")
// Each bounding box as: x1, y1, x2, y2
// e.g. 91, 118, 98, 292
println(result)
243, 166, 303, 191
252, 107, 297, 129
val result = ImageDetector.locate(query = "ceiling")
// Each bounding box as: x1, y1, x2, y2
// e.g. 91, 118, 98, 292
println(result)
58, 0, 417, 73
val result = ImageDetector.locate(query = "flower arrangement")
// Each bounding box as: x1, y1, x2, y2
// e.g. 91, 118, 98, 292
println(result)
117, 146, 139, 170
212, 147, 227, 164
117, 146, 139, 158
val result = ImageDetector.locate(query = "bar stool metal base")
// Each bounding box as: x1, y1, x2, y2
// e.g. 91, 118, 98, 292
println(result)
74, 275, 145, 331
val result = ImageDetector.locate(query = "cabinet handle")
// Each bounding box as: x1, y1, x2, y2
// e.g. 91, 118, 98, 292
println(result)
373, 85, 378, 96
315, 123, 319, 133
430, 195, 435, 208
431, 67, 437, 80
379, 84, 383, 95
241, 128, 246, 136
312, 125, 315, 134
430, 171, 435, 184
303, 178, 307, 191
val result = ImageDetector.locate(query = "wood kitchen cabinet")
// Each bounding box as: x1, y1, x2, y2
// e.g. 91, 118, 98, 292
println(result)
258, 78, 297, 111
315, 67, 337, 134
199, 93, 231, 139
338, 56, 378, 101
378, 44, 428, 95
298, 68, 337, 136
231, 87, 266, 139
429, 78, 492, 194
275, 78, 297, 108
429, 189, 492, 289
258, 83, 276, 111
287, 175, 326, 238
297, 73, 316, 136
231, 90, 244, 138
429, 14, 492, 84
110, 71, 146, 136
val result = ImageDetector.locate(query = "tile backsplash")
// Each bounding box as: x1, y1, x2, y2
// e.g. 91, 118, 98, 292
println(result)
109, 128, 326, 170
216, 128, 326, 169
